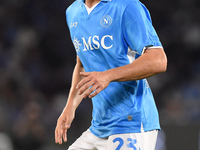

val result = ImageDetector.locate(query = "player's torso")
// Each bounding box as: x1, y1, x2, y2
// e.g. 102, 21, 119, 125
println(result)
66, 0, 161, 137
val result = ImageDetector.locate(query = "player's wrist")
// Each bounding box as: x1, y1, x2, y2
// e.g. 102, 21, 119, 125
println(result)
62, 104, 76, 116
101, 70, 112, 83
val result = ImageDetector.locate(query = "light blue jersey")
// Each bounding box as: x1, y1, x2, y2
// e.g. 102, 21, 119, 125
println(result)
66, 0, 161, 138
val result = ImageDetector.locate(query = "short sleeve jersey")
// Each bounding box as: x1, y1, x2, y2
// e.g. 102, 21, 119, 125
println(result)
66, 0, 161, 138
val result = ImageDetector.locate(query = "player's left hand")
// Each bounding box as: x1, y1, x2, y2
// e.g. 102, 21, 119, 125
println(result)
76, 71, 110, 98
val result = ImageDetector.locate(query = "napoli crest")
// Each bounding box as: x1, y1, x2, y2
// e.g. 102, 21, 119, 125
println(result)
100, 15, 112, 28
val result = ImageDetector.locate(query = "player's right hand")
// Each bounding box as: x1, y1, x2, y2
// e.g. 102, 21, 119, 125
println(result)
55, 109, 74, 144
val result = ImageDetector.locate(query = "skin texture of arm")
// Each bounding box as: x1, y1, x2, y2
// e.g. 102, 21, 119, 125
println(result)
77, 48, 167, 98
55, 56, 85, 144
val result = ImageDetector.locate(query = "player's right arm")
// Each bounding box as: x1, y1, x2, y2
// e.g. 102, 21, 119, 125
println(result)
55, 56, 84, 144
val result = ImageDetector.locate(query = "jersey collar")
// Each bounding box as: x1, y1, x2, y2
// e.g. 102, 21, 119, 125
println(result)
79, 0, 111, 3
101, 0, 112, 2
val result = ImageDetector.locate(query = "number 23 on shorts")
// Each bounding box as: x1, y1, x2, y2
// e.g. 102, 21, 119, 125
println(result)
111, 137, 141, 150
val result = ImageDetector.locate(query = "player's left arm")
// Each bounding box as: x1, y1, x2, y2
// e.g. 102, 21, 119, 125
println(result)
76, 48, 167, 98
109, 47, 167, 81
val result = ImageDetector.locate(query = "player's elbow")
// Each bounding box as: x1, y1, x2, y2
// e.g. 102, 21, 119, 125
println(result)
149, 48, 167, 74
154, 53, 167, 74
145, 48, 167, 74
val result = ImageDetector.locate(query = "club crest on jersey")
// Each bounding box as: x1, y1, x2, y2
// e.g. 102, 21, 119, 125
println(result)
73, 36, 82, 52
100, 15, 112, 28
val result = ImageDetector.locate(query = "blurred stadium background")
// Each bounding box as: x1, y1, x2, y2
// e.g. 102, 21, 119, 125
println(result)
0, 0, 200, 149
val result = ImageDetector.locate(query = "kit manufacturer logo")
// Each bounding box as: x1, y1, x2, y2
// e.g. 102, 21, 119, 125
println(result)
70, 22, 78, 28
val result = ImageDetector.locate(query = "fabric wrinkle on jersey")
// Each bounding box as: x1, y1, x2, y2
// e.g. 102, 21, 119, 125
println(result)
66, 0, 162, 138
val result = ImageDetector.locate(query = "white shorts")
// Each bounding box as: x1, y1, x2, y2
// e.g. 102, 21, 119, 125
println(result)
68, 129, 158, 150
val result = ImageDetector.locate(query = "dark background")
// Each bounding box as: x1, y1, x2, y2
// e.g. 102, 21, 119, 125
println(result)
0, 0, 200, 150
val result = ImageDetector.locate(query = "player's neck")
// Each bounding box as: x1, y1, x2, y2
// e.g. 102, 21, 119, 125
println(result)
85, 0, 101, 8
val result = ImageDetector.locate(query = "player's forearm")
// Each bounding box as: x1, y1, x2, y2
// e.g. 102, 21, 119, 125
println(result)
65, 57, 85, 111
66, 86, 84, 111
106, 48, 167, 82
